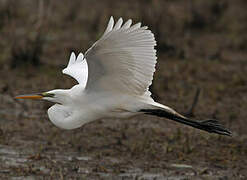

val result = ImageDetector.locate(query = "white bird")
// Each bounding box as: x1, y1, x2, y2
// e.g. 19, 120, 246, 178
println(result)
15, 17, 231, 136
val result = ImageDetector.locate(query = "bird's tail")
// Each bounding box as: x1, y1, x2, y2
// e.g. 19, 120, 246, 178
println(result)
140, 103, 232, 136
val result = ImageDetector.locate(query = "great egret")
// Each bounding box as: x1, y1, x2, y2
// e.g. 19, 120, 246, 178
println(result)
15, 17, 231, 136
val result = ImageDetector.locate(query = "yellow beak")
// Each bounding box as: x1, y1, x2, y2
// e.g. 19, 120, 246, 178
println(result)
15, 94, 43, 99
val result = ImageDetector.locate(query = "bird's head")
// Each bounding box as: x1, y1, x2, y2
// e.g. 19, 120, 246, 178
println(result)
15, 89, 69, 104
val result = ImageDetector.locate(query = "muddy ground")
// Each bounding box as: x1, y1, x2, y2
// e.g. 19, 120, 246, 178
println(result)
0, 0, 247, 179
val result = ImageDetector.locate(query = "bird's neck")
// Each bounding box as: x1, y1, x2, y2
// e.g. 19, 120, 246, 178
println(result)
48, 85, 85, 105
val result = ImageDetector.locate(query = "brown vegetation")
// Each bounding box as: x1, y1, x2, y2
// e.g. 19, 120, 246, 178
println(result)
0, 0, 246, 179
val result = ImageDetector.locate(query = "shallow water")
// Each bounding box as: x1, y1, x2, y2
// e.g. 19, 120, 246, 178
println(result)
0, 144, 234, 179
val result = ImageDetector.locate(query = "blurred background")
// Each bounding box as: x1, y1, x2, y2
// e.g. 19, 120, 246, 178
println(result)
0, 0, 247, 179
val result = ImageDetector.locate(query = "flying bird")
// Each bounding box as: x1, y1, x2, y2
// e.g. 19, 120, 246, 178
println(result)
15, 17, 231, 136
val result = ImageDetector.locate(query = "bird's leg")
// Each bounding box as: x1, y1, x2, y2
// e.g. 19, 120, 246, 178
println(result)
140, 109, 232, 136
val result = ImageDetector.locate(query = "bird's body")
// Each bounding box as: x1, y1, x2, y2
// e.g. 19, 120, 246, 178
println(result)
47, 84, 168, 129
16, 17, 231, 136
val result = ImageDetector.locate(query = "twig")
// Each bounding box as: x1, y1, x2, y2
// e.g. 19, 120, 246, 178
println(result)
185, 88, 201, 117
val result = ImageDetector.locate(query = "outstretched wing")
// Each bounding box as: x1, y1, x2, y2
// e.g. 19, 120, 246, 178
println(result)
84, 17, 157, 95
62, 52, 88, 87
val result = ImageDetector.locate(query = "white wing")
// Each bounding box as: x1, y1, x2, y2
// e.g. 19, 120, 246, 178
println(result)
62, 52, 88, 87
85, 17, 157, 95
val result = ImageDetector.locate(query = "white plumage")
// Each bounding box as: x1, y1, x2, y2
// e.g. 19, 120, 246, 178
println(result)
47, 16, 162, 129
15, 17, 231, 136
62, 52, 88, 87
64, 17, 156, 96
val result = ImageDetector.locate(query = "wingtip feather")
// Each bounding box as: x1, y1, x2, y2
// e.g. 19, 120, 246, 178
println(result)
68, 52, 76, 66
102, 16, 114, 37
110, 16, 114, 22
113, 17, 123, 30
76, 53, 84, 62
122, 19, 132, 29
